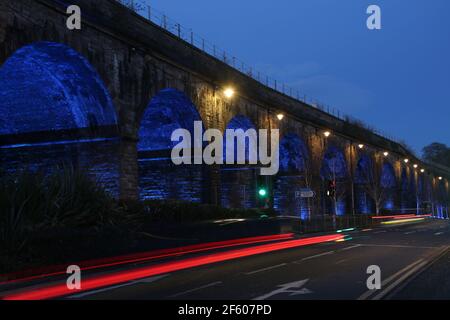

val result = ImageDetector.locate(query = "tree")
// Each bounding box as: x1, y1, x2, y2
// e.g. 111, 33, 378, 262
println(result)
422, 143, 450, 167
116, 0, 146, 13
359, 155, 385, 216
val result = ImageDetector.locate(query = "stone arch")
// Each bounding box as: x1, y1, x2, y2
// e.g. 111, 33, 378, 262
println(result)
0, 41, 120, 196
400, 167, 410, 212
274, 133, 311, 219
0, 41, 118, 139
416, 172, 426, 213
221, 115, 258, 208
138, 88, 207, 202
354, 154, 374, 214
437, 178, 448, 218
380, 161, 397, 211
320, 145, 348, 215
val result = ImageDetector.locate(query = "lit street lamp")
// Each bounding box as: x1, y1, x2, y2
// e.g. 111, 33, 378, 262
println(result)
224, 87, 235, 98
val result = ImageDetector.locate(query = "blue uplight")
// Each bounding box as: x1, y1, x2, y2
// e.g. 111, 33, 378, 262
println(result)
0, 42, 117, 136
138, 88, 203, 152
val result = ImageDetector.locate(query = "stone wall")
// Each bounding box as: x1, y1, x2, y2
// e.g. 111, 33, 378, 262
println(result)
0, 0, 448, 216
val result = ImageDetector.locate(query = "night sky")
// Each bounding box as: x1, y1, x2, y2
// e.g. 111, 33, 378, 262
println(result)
147, 0, 450, 155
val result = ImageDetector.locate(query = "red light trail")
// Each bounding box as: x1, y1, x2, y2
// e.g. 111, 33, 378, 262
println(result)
0, 233, 294, 285
2, 233, 343, 300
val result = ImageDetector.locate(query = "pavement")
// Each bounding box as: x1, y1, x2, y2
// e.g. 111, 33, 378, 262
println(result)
1, 218, 449, 300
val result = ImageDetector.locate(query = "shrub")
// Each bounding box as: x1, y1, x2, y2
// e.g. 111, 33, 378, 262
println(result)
120, 199, 276, 224
0, 165, 123, 254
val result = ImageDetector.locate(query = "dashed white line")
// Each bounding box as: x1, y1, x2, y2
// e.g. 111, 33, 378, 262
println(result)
434, 232, 444, 236
404, 231, 416, 235
295, 251, 335, 263
357, 244, 437, 249
168, 281, 222, 298
339, 244, 362, 251
68, 274, 169, 298
245, 263, 287, 275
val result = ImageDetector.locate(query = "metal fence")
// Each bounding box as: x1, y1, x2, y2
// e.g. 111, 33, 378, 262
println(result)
115, 0, 401, 144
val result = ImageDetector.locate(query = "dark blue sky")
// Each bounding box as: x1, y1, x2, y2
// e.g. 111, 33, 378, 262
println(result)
148, 0, 450, 155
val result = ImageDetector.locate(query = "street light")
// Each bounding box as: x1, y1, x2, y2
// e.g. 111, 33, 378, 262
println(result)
277, 113, 284, 121
438, 176, 443, 180
383, 152, 389, 157
358, 144, 364, 149
223, 87, 235, 98
420, 169, 425, 173
413, 164, 418, 169
323, 131, 331, 138
404, 158, 409, 163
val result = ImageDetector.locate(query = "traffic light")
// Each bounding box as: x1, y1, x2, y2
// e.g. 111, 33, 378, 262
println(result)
257, 175, 270, 209
258, 187, 268, 198
326, 180, 336, 197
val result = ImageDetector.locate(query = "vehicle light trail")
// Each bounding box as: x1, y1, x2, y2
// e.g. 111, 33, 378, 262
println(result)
2, 233, 343, 300
371, 214, 431, 220
381, 218, 426, 225
0, 233, 295, 285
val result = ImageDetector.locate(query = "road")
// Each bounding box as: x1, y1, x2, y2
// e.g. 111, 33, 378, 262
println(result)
56, 218, 450, 300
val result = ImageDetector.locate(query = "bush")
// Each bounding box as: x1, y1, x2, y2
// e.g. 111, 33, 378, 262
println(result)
0, 165, 123, 255
120, 199, 276, 224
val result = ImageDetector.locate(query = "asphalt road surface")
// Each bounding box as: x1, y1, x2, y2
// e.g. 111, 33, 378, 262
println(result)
60, 218, 450, 300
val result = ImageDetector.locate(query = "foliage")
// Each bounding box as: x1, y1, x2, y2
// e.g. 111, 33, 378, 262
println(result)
0, 166, 123, 255
0, 166, 273, 259
422, 142, 450, 168
115, 0, 146, 13
120, 200, 274, 224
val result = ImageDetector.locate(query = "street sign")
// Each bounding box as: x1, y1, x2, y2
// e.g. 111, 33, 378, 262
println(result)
295, 188, 316, 198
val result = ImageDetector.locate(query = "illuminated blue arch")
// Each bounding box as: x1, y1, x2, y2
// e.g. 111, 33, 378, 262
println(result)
400, 168, 409, 211
279, 134, 308, 173
274, 133, 310, 219
320, 146, 348, 216
138, 88, 203, 151
381, 162, 396, 210
223, 115, 257, 163
354, 155, 373, 214
320, 146, 347, 180
355, 155, 373, 184
137, 89, 205, 202
0, 42, 117, 136
381, 162, 396, 188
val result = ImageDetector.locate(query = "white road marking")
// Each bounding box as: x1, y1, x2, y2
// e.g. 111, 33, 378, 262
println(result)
335, 259, 348, 265
294, 251, 335, 263
434, 232, 444, 236
168, 281, 222, 298
339, 244, 362, 251
245, 263, 287, 275
357, 244, 437, 249
372, 260, 428, 300
67, 274, 169, 298
404, 231, 416, 235
357, 259, 424, 300
253, 279, 312, 300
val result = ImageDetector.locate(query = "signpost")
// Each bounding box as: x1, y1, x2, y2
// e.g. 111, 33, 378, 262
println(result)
296, 188, 316, 199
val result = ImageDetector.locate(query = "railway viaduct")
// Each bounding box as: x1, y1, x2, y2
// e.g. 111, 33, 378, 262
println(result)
0, 0, 449, 217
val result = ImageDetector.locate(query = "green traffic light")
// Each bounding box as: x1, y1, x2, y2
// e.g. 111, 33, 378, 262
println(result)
258, 188, 267, 197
